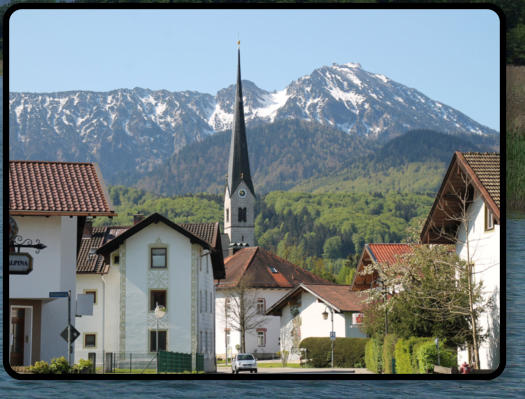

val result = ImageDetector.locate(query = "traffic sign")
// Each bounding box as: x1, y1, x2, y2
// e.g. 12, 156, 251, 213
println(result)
60, 325, 80, 343
49, 291, 69, 298
330, 331, 336, 340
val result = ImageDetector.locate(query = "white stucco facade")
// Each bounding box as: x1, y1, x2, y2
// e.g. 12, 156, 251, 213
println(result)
277, 290, 366, 361
9, 215, 78, 365
456, 193, 500, 370
74, 221, 216, 372
215, 288, 286, 359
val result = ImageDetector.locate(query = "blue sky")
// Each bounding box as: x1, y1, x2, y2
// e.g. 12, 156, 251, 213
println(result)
9, 8, 500, 130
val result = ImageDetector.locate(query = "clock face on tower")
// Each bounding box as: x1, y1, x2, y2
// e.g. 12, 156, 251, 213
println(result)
238, 189, 247, 198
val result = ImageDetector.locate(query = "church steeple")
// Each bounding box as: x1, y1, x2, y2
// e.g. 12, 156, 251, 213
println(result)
227, 46, 255, 196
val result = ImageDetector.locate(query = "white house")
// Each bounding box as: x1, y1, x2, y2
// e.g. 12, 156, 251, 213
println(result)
8, 160, 115, 368
75, 213, 225, 373
421, 151, 500, 370
215, 246, 330, 360
266, 283, 367, 361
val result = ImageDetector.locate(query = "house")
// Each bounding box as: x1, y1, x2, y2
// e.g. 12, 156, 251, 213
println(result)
420, 152, 500, 370
266, 283, 367, 361
351, 243, 413, 291
75, 213, 224, 372
8, 160, 116, 367
215, 247, 331, 359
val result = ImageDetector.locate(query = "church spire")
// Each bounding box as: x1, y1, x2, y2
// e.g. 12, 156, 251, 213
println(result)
227, 45, 255, 196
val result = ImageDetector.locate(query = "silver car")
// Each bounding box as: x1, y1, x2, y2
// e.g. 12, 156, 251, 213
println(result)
232, 353, 258, 374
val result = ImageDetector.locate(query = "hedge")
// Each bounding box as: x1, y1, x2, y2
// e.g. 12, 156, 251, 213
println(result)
394, 337, 428, 374
299, 337, 368, 368
382, 334, 398, 374
364, 337, 383, 373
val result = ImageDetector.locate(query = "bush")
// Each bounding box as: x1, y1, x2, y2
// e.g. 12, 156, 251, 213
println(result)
414, 340, 457, 374
30, 360, 51, 374
382, 334, 398, 374
394, 337, 428, 374
49, 357, 71, 374
71, 359, 93, 374
365, 337, 383, 373
299, 337, 368, 368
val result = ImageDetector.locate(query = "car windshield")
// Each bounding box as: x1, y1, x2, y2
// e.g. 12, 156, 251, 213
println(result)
237, 354, 254, 361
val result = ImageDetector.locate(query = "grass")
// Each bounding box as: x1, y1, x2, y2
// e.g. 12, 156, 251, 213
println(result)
257, 362, 302, 368
507, 66, 525, 210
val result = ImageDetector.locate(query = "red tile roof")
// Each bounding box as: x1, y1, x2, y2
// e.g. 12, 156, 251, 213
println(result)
216, 247, 331, 289
77, 226, 127, 274
9, 161, 116, 216
180, 222, 219, 248
367, 243, 413, 264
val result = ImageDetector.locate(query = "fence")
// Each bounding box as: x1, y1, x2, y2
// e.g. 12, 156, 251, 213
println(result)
76, 351, 205, 374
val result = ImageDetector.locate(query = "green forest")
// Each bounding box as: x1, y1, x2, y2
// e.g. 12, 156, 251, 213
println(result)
96, 186, 435, 284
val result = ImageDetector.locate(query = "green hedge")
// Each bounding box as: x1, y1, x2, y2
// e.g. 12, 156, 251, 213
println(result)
382, 334, 398, 374
299, 337, 368, 368
364, 337, 383, 373
394, 337, 428, 374
394, 337, 457, 374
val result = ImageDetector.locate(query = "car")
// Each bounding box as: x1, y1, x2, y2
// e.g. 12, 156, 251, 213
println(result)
231, 353, 258, 374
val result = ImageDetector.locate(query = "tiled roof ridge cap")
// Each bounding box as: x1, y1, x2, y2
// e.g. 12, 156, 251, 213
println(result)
10, 160, 94, 165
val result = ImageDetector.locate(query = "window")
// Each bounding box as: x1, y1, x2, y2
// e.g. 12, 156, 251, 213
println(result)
210, 291, 213, 313
150, 290, 167, 311
257, 298, 265, 314
238, 207, 247, 222
89, 248, 97, 257
84, 289, 97, 305
151, 248, 167, 268
226, 208, 229, 223
205, 290, 208, 313
485, 205, 495, 231
84, 333, 96, 348
113, 255, 120, 265
199, 331, 203, 352
150, 330, 167, 352
205, 331, 208, 352
256, 329, 266, 347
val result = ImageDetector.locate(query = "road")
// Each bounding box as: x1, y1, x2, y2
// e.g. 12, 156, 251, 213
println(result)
216, 366, 374, 374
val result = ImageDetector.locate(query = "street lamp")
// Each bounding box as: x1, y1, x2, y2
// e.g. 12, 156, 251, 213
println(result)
154, 303, 166, 373
322, 306, 334, 369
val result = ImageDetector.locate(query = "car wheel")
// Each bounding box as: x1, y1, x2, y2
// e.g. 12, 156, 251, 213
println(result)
255, 369, 258, 374
236, 369, 239, 374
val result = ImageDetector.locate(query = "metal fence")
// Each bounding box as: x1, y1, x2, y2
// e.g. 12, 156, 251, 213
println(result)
77, 351, 205, 374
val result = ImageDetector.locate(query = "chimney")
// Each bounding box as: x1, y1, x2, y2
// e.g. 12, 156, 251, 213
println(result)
133, 214, 145, 225
83, 219, 93, 237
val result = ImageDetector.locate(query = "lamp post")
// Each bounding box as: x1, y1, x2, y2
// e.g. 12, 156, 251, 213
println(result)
322, 307, 334, 369
154, 303, 166, 374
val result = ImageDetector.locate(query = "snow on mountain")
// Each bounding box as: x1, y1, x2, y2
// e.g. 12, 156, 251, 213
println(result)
9, 62, 498, 184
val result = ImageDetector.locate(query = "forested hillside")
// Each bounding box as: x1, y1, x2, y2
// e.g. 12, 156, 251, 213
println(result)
97, 187, 435, 283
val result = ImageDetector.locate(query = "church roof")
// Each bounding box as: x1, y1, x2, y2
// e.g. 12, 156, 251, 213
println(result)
215, 246, 331, 289
227, 48, 255, 196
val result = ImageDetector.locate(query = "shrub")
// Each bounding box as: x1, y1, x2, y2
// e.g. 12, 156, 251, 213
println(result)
49, 357, 71, 374
394, 337, 428, 374
414, 340, 457, 374
71, 359, 93, 374
299, 337, 368, 368
30, 360, 51, 374
365, 337, 383, 373
382, 334, 398, 374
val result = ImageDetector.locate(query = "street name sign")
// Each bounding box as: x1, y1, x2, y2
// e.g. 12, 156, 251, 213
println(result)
9, 253, 33, 274
330, 331, 336, 340
49, 291, 69, 298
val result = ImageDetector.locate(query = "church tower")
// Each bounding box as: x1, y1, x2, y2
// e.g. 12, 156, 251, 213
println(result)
224, 43, 255, 250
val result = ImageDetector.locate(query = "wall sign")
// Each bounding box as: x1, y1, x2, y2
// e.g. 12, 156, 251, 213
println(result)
9, 252, 33, 275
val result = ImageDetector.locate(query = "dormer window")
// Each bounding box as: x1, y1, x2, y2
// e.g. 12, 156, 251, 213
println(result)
89, 248, 97, 257
270, 267, 278, 273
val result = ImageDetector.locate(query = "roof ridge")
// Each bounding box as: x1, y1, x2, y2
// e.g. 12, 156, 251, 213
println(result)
10, 160, 95, 165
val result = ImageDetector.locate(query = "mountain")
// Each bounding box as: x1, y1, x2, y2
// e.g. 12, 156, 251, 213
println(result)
135, 119, 372, 195
9, 62, 498, 185
137, 124, 490, 196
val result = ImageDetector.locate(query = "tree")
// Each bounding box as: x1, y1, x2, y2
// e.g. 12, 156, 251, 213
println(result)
221, 280, 266, 354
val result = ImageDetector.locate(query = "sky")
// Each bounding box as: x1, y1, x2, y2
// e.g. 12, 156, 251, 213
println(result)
8, 8, 500, 130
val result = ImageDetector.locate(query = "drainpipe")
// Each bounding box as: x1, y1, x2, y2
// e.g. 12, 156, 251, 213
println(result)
101, 274, 106, 374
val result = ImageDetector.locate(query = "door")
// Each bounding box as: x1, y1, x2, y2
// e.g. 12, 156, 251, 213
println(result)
10, 308, 25, 366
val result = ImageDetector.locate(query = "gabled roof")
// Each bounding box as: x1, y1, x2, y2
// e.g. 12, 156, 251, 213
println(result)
351, 243, 413, 291
9, 160, 116, 216
96, 213, 225, 279
77, 226, 127, 274
266, 283, 366, 316
216, 246, 331, 290
421, 152, 500, 244
227, 48, 255, 196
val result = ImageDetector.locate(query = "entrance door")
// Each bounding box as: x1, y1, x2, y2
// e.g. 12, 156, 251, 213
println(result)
10, 308, 25, 366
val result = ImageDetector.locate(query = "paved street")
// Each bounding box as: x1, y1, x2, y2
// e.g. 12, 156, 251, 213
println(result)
216, 366, 374, 374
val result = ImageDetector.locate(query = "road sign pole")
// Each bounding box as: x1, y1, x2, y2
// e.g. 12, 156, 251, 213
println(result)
68, 290, 71, 366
